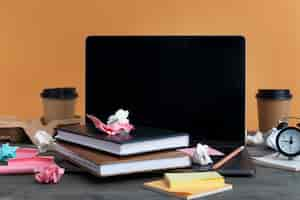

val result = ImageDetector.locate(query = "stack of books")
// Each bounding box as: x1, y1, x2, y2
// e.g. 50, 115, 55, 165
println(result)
54, 124, 191, 177
144, 172, 232, 199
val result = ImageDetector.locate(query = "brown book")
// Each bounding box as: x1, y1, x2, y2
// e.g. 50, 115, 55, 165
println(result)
54, 142, 191, 177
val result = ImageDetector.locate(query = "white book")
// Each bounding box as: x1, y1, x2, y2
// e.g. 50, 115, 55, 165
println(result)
253, 153, 300, 171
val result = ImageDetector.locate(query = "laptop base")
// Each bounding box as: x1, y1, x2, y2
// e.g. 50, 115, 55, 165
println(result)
187, 147, 256, 177
217, 148, 256, 177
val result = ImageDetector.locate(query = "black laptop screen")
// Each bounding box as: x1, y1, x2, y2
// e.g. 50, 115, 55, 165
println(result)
86, 36, 245, 146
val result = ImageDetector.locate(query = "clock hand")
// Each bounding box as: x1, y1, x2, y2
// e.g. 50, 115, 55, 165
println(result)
289, 136, 293, 145
289, 136, 294, 153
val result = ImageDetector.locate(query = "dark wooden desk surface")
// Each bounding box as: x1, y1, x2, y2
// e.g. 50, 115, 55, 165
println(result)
1, 147, 299, 200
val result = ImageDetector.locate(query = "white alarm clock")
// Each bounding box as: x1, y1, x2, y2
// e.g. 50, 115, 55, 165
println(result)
276, 127, 300, 160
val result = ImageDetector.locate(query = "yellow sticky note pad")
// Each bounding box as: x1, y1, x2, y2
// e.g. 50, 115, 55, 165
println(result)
144, 179, 232, 200
165, 172, 224, 190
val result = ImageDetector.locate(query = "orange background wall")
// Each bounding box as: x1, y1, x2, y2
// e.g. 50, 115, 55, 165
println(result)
0, 0, 298, 129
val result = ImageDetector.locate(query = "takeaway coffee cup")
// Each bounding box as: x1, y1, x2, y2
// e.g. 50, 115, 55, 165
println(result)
41, 88, 78, 124
256, 89, 292, 133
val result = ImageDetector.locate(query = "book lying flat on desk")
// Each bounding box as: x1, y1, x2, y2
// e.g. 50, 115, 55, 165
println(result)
253, 153, 300, 171
54, 141, 191, 177
55, 125, 189, 156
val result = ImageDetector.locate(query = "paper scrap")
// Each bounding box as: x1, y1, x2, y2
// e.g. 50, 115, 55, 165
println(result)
16, 148, 39, 159
34, 130, 56, 153
192, 144, 213, 165
0, 143, 18, 161
87, 110, 134, 135
0, 145, 64, 184
0, 156, 55, 174
178, 146, 224, 157
35, 164, 64, 184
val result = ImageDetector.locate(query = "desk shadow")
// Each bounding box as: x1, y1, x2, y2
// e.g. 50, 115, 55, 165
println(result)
71, 171, 163, 184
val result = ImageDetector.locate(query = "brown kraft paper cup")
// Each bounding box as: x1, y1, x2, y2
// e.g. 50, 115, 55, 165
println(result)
256, 89, 292, 133
41, 88, 78, 124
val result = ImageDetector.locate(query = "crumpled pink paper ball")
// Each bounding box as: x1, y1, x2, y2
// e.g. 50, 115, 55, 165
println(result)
87, 114, 134, 135
35, 164, 64, 184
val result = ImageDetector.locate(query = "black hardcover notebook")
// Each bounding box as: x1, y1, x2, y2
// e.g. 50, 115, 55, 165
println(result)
55, 125, 189, 156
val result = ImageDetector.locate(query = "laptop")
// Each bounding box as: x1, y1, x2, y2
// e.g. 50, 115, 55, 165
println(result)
85, 36, 255, 176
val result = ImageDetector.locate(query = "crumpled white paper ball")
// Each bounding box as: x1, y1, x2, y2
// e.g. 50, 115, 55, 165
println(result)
107, 109, 130, 124
34, 130, 55, 153
192, 143, 213, 165
246, 131, 264, 145
265, 128, 280, 151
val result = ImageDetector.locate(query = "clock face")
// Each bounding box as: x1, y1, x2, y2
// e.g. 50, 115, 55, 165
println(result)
276, 128, 300, 157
